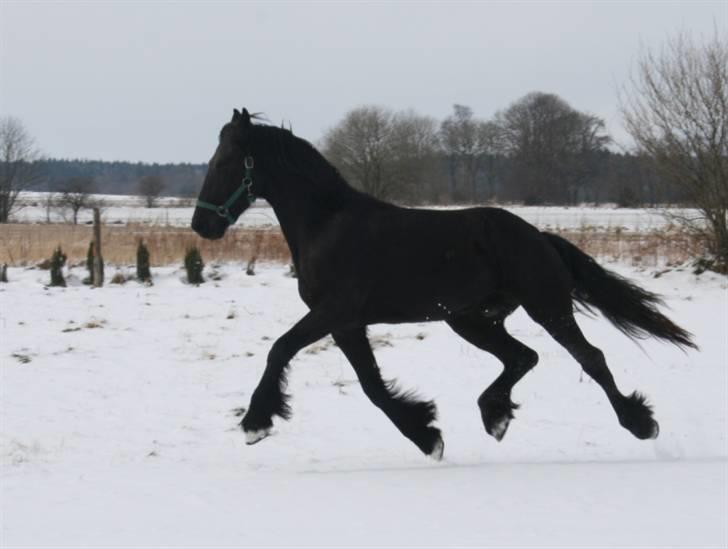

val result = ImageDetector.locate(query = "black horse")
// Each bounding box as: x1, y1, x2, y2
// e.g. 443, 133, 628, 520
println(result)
192, 108, 696, 459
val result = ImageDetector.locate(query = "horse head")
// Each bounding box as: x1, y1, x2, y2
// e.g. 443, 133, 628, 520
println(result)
192, 108, 261, 240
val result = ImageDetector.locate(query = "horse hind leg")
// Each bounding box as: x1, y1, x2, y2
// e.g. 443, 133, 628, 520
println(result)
332, 328, 444, 459
447, 312, 539, 441
526, 305, 659, 440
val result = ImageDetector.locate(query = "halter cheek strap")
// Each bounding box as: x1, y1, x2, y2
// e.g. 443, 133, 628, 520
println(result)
196, 156, 256, 224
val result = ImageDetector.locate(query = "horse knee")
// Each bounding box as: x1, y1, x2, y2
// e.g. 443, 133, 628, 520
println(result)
267, 339, 293, 368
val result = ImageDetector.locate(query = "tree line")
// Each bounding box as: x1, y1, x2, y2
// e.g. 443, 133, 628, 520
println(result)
322, 96, 682, 207
3, 98, 686, 210
36, 158, 206, 198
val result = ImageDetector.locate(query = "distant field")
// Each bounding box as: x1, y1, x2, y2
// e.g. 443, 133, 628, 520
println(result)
13, 193, 278, 228
14, 191, 697, 230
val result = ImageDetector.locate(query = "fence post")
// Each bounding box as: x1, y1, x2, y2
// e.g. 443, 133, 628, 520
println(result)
93, 207, 104, 287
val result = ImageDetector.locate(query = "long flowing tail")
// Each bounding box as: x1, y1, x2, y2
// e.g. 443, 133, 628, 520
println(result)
543, 232, 697, 350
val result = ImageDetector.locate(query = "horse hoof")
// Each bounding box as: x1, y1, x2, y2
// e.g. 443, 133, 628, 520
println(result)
648, 420, 660, 440
487, 416, 510, 442
245, 428, 271, 445
428, 436, 445, 461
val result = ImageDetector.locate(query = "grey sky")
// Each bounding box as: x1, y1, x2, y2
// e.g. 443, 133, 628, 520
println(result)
1, 1, 725, 163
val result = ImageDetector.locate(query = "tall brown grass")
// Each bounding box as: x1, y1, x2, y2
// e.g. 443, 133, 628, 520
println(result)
0, 224, 290, 266
553, 225, 706, 268
0, 222, 704, 268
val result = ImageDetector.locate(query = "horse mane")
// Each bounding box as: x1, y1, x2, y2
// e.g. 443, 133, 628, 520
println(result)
252, 122, 366, 201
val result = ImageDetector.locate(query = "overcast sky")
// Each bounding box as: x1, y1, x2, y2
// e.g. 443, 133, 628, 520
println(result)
1, 1, 725, 163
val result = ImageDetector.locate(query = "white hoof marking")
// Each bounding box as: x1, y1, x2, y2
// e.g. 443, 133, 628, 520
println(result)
429, 437, 445, 461
490, 417, 510, 442
245, 428, 271, 445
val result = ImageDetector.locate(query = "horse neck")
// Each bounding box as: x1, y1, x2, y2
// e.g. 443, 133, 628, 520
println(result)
263, 168, 359, 260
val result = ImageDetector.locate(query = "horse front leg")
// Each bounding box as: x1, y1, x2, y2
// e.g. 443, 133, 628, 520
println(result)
242, 309, 338, 444
332, 327, 443, 459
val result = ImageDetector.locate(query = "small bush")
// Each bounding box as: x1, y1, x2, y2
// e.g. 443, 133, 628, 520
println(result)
692, 256, 718, 275
184, 247, 204, 284
136, 240, 152, 282
50, 246, 67, 287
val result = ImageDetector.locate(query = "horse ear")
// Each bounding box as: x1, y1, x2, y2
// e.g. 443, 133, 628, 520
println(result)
241, 108, 251, 127
232, 109, 241, 122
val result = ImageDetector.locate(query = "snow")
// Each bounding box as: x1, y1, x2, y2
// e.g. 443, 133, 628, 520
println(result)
13, 192, 278, 228
1, 262, 726, 547
13, 191, 698, 231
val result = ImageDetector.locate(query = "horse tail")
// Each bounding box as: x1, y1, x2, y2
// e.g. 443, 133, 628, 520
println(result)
543, 232, 697, 350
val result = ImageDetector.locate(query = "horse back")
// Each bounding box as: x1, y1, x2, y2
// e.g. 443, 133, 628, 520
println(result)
296, 204, 571, 323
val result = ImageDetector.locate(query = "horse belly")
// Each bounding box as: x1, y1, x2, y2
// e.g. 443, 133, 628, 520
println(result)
362, 255, 498, 323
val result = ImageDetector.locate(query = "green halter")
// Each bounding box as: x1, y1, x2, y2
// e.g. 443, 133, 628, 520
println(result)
196, 156, 256, 224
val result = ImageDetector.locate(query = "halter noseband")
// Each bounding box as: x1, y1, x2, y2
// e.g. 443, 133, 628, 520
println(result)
196, 155, 256, 224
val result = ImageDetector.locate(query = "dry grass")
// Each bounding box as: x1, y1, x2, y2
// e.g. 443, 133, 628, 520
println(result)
552, 226, 706, 268
0, 224, 290, 267
0, 222, 704, 268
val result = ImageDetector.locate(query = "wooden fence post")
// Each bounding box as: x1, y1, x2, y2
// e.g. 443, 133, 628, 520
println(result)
93, 208, 104, 287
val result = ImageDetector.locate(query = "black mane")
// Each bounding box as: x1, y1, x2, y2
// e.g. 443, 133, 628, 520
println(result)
251, 122, 365, 200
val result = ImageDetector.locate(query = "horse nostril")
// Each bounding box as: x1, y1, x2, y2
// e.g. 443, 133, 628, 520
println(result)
192, 211, 225, 240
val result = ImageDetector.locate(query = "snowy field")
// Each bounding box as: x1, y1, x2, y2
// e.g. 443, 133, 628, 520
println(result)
13, 192, 280, 228
1, 262, 726, 547
14, 191, 697, 231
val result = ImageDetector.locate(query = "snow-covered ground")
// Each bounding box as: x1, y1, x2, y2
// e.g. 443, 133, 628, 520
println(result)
14, 191, 696, 231
13, 192, 279, 228
1, 263, 726, 547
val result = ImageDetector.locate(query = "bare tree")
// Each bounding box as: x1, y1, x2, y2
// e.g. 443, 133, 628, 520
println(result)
323, 106, 441, 203
496, 92, 609, 204
621, 30, 728, 272
59, 176, 96, 224
439, 105, 504, 203
440, 104, 490, 203
387, 110, 440, 203
322, 106, 395, 200
42, 192, 58, 223
478, 120, 506, 202
138, 175, 165, 208
0, 117, 43, 223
